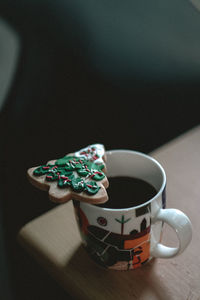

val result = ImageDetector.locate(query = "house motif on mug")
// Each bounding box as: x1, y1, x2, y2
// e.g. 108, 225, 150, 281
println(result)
74, 202, 151, 270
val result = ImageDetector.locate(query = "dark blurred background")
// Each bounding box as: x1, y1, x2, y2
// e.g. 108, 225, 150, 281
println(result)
0, 0, 199, 299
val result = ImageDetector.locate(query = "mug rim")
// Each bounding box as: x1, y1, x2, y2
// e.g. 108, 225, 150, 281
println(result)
86, 149, 166, 212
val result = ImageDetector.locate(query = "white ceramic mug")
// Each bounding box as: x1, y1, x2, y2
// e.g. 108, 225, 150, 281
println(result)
73, 150, 192, 270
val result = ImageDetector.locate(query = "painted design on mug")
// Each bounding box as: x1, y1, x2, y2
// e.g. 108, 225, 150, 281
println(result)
97, 217, 107, 227
115, 215, 131, 235
162, 186, 166, 208
74, 202, 151, 270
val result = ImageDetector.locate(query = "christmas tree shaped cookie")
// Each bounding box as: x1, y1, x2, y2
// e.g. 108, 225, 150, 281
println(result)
27, 144, 109, 204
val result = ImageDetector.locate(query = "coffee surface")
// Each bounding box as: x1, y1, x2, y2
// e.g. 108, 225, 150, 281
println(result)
98, 176, 157, 209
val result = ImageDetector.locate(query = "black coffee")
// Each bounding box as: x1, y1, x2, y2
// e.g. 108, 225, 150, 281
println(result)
98, 177, 157, 209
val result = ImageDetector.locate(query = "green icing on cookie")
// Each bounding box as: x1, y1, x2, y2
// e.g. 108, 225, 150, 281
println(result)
58, 173, 74, 188
33, 155, 105, 195
85, 181, 100, 195
71, 177, 85, 193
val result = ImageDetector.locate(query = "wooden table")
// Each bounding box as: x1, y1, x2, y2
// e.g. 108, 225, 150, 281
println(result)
18, 126, 200, 300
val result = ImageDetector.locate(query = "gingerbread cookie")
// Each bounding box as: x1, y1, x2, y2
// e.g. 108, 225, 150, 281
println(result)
27, 144, 109, 204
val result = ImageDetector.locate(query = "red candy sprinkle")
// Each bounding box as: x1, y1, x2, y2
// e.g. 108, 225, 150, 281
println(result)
86, 184, 93, 188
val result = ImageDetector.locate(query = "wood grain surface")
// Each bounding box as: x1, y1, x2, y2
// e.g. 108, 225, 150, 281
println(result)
18, 126, 200, 300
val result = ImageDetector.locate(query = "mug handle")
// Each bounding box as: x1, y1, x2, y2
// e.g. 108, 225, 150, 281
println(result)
151, 208, 192, 258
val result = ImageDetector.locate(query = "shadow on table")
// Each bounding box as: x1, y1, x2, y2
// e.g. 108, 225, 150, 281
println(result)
64, 245, 171, 300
